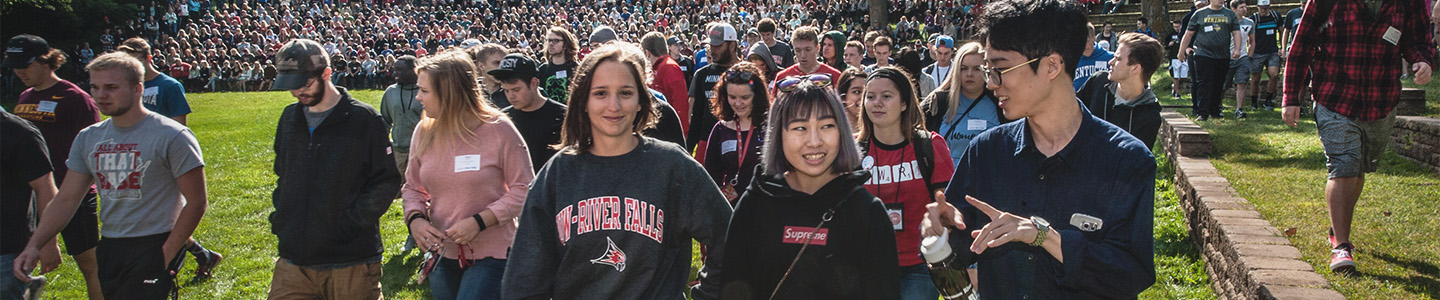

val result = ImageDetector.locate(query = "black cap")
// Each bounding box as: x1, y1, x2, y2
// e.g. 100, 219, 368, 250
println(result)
3, 34, 49, 69
487, 53, 539, 81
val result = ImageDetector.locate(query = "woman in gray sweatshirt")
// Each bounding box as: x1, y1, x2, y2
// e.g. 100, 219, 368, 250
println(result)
501, 43, 732, 300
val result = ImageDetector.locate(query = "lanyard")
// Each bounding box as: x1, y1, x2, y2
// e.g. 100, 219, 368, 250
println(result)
944, 94, 986, 138
729, 123, 754, 186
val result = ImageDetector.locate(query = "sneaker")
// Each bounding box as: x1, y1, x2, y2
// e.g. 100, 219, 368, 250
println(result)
1198, 115, 1210, 121
195, 250, 223, 278
1330, 243, 1356, 272
402, 236, 417, 252
1235, 110, 1247, 119
24, 275, 45, 300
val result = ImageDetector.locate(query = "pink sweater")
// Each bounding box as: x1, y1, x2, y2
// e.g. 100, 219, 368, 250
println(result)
402, 116, 534, 260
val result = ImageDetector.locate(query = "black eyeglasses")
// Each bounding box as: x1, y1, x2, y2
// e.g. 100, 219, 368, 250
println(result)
980, 57, 1041, 86
777, 74, 833, 93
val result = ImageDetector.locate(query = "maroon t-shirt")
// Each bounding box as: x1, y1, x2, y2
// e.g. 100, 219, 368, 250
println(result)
13, 80, 101, 190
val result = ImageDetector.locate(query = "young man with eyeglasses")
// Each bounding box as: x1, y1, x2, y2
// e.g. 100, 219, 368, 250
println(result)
266, 39, 401, 300
538, 27, 579, 105
920, 0, 1157, 298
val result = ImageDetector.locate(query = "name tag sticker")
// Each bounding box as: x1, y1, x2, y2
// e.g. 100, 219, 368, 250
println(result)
454, 154, 482, 172
556, 70, 568, 78
967, 119, 987, 131
37, 101, 58, 113
1204, 25, 1215, 33
1382, 27, 1401, 45
1096, 61, 1107, 68
720, 140, 738, 154
885, 203, 904, 231
1266, 29, 1275, 35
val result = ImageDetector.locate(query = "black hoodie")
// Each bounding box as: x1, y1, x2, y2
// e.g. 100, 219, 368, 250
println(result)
720, 171, 900, 300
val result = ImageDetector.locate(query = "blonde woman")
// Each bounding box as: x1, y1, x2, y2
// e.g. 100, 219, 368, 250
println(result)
920, 42, 1004, 162
402, 51, 533, 300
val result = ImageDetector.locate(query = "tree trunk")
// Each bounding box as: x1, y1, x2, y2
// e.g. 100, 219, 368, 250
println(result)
1142, 0, 1175, 38
869, 0, 887, 32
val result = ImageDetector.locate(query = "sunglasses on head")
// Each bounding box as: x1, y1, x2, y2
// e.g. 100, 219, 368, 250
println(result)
776, 74, 832, 93
725, 70, 755, 82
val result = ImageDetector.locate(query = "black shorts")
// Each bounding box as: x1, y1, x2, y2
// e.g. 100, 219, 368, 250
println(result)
96, 232, 182, 300
60, 192, 100, 255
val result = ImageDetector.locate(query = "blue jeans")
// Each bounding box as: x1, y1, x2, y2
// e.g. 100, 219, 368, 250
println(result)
0, 253, 24, 300
428, 257, 505, 300
900, 263, 939, 300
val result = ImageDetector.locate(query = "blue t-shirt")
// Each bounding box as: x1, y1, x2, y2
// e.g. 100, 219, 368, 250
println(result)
935, 94, 1001, 163
1073, 44, 1115, 91
142, 74, 192, 118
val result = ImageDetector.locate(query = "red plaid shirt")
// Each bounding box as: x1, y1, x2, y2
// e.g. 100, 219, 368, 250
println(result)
1282, 0, 1436, 121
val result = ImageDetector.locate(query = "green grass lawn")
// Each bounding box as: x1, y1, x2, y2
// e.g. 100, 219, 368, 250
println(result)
1153, 71, 1440, 299
20, 88, 1218, 299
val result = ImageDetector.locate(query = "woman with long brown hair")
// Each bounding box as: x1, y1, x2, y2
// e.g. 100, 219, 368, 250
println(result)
700, 61, 770, 203
401, 50, 533, 300
502, 43, 731, 299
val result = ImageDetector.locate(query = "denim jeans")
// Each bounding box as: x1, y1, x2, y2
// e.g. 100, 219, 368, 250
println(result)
1, 253, 26, 300
900, 263, 940, 300
429, 257, 505, 300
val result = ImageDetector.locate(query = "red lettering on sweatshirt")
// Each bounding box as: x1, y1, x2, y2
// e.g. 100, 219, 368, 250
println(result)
556, 197, 664, 245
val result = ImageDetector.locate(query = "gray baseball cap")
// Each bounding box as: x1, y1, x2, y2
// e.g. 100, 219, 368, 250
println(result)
708, 23, 738, 46
590, 26, 619, 45
271, 39, 329, 90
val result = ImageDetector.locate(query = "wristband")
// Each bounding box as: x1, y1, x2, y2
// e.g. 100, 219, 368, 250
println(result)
407, 213, 428, 227
472, 213, 488, 232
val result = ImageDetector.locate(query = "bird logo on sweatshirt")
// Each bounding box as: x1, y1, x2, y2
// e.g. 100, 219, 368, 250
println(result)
590, 237, 628, 272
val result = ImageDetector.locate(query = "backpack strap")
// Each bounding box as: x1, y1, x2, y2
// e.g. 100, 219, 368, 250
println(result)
911, 129, 938, 196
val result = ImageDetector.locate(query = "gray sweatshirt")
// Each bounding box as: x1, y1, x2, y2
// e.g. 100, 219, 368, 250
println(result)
502, 137, 732, 300
379, 84, 421, 151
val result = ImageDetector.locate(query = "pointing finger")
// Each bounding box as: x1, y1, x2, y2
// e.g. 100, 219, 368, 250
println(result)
965, 195, 1002, 219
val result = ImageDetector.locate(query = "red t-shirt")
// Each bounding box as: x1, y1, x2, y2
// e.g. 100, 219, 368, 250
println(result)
169, 62, 193, 78
860, 132, 955, 266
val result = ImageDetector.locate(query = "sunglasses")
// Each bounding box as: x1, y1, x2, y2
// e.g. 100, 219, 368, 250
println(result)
776, 74, 832, 93
725, 70, 755, 82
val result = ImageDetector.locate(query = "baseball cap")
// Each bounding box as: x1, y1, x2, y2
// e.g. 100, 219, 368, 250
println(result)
3, 34, 49, 69
708, 23, 739, 46
459, 39, 483, 49
271, 39, 330, 91
590, 26, 619, 45
932, 35, 955, 49
667, 36, 683, 46
1257, 0, 1270, 6
487, 53, 540, 81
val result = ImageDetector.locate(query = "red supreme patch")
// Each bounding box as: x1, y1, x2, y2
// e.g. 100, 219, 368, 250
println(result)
782, 226, 829, 246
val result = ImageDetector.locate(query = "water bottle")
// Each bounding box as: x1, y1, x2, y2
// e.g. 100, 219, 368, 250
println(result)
921, 228, 974, 300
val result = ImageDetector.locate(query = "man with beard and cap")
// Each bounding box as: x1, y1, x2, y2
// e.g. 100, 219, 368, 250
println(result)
689, 22, 740, 154
380, 55, 422, 252
266, 39, 401, 300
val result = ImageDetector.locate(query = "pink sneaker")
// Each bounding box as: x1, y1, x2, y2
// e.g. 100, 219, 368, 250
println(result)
1329, 243, 1356, 272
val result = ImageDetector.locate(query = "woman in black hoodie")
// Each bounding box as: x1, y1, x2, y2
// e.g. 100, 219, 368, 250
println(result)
720, 79, 900, 300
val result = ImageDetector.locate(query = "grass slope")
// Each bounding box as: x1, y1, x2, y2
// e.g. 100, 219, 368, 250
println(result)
1154, 72, 1440, 299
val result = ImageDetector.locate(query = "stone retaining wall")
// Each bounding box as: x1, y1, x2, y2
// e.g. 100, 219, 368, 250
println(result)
1391, 116, 1440, 175
1158, 110, 1345, 300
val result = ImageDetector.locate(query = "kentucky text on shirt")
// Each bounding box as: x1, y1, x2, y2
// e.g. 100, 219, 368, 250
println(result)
555, 196, 665, 245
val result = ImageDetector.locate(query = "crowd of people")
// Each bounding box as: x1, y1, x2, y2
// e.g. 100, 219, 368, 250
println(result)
3, 0, 1435, 299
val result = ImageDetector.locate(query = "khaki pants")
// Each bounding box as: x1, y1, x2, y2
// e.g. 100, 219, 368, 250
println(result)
267, 259, 382, 300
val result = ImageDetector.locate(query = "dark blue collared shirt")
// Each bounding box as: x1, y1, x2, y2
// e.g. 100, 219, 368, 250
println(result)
945, 102, 1156, 299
